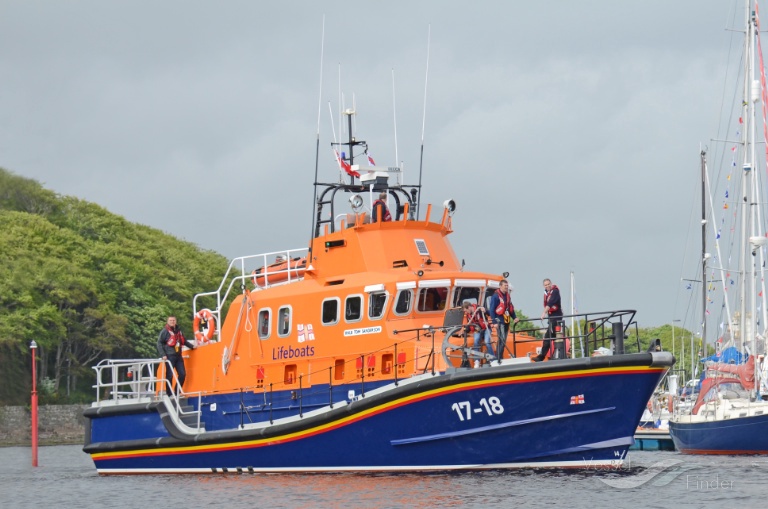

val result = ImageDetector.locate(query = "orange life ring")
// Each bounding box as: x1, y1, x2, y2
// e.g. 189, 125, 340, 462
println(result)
193, 309, 216, 343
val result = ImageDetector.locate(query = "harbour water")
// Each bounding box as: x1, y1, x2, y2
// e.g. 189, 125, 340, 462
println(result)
1, 446, 765, 508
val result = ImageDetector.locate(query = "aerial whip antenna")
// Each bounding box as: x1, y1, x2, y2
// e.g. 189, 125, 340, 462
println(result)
416, 25, 431, 219
309, 16, 325, 259
338, 64, 343, 141
392, 68, 400, 182
328, 101, 342, 181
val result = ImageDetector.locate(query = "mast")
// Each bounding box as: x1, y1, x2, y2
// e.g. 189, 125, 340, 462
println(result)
739, 2, 767, 397
701, 150, 707, 370
746, 0, 768, 395
738, 1, 754, 353
416, 25, 431, 220
309, 17, 326, 260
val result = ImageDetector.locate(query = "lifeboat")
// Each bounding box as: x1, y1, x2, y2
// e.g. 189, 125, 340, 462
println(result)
251, 256, 307, 286
83, 105, 674, 475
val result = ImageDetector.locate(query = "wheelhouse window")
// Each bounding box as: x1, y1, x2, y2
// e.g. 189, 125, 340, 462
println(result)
258, 309, 271, 339
368, 291, 388, 320
278, 306, 291, 337
416, 287, 449, 312
394, 289, 413, 316
452, 286, 482, 308
322, 298, 340, 325
345, 295, 363, 322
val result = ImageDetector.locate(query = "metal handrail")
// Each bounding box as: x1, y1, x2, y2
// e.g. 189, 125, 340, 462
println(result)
92, 328, 442, 431
510, 309, 639, 358
91, 358, 203, 430
192, 248, 310, 342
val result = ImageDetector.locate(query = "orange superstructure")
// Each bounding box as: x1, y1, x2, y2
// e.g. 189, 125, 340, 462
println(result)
184, 201, 538, 396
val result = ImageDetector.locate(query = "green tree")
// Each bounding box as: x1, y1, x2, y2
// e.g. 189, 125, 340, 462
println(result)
0, 168, 228, 404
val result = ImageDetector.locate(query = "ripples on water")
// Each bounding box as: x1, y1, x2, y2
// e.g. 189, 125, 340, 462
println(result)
0, 446, 765, 509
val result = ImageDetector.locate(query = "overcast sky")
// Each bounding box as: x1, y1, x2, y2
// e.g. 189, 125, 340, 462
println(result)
0, 1, 747, 329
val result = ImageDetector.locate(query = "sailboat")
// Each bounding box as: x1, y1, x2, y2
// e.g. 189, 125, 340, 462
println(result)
669, 0, 768, 454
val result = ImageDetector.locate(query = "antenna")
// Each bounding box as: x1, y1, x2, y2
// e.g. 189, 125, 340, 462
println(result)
328, 101, 341, 181
338, 64, 343, 141
309, 16, 325, 258
416, 24, 431, 219
392, 68, 399, 176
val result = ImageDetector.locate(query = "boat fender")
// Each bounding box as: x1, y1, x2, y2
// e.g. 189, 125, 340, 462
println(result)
193, 308, 216, 343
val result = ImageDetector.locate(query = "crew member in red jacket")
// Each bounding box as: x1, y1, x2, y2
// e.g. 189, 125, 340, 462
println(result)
463, 301, 494, 368
157, 316, 194, 396
488, 279, 519, 362
372, 192, 392, 222
533, 278, 563, 362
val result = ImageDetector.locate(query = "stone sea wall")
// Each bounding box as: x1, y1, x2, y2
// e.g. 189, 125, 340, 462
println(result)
0, 405, 87, 446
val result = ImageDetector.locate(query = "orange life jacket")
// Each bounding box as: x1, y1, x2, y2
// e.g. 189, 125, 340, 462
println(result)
165, 325, 186, 347
372, 199, 392, 222
464, 304, 489, 331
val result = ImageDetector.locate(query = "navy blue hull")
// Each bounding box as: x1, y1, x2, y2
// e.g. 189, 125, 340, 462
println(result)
669, 414, 768, 454
85, 354, 671, 473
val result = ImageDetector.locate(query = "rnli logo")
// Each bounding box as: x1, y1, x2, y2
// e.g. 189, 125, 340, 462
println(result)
344, 326, 383, 337
297, 324, 315, 343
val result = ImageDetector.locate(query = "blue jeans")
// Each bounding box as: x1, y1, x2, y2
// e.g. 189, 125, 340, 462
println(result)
473, 328, 495, 358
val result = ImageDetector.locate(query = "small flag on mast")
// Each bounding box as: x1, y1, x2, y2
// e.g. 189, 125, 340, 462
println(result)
334, 149, 360, 177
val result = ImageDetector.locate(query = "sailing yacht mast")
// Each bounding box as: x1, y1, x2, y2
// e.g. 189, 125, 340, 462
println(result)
741, 1, 768, 393
738, 1, 755, 354
701, 150, 707, 370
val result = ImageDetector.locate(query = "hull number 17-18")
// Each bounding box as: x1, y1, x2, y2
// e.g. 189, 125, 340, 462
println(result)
451, 397, 504, 421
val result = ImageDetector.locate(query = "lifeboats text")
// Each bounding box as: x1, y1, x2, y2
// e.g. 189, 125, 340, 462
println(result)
272, 345, 315, 360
